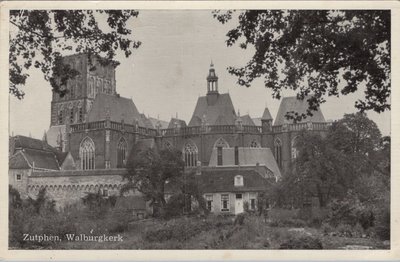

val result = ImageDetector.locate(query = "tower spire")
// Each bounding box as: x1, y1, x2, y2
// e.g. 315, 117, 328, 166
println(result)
207, 61, 218, 94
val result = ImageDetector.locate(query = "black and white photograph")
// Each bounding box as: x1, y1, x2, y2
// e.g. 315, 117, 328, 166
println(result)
1, 1, 398, 259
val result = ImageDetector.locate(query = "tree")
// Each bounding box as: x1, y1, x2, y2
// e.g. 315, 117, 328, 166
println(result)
292, 132, 353, 207
10, 10, 141, 99
123, 146, 185, 216
213, 10, 390, 121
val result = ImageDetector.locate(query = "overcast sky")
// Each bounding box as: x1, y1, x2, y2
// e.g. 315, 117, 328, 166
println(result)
9, 10, 390, 139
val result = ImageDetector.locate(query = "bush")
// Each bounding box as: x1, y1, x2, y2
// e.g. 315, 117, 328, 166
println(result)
268, 218, 307, 228
279, 236, 323, 249
374, 205, 390, 240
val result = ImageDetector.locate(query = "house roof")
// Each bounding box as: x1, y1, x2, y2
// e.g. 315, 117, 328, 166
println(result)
188, 93, 237, 126
9, 151, 31, 169
274, 96, 326, 126
10, 135, 53, 155
167, 118, 187, 129
165, 168, 272, 194
22, 148, 60, 170
87, 93, 146, 126
115, 196, 146, 210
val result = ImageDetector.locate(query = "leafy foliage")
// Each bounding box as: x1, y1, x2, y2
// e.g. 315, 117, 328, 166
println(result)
123, 146, 185, 215
10, 10, 141, 98
213, 10, 390, 121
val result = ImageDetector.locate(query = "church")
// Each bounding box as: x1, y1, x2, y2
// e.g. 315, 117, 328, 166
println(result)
9, 53, 329, 214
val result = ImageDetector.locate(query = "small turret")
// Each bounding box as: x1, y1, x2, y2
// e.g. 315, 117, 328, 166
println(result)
261, 106, 273, 133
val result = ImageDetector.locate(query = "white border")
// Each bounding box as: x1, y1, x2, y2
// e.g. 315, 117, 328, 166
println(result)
0, 1, 399, 260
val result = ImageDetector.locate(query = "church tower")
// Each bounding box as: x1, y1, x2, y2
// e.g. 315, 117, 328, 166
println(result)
50, 54, 117, 127
206, 62, 219, 106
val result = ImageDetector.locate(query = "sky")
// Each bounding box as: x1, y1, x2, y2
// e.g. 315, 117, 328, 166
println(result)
9, 10, 391, 139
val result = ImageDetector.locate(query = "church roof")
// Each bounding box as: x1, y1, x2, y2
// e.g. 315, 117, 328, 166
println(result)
261, 107, 273, 120
140, 114, 155, 129
238, 114, 256, 126
274, 96, 326, 126
168, 118, 187, 129
88, 93, 146, 126
188, 93, 236, 126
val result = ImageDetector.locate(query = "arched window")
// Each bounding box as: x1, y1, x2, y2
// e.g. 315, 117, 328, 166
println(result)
117, 138, 128, 168
274, 138, 282, 168
80, 137, 95, 170
291, 136, 299, 161
213, 137, 230, 148
250, 140, 261, 148
183, 141, 198, 167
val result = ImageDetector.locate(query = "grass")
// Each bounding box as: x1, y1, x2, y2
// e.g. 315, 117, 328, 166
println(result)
10, 206, 389, 250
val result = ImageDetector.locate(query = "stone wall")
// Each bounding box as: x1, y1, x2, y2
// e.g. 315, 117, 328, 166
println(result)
25, 169, 132, 209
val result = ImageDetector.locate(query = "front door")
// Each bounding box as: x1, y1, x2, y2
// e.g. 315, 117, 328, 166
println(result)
235, 193, 243, 214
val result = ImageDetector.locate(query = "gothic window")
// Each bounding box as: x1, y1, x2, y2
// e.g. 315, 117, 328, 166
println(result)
58, 110, 63, 125
80, 137, 95, 170
217, 146, 223, 166
274, 138, 282, 168
117, 138, 128, 168
291, 136, 299, 161
250, 140, 261, 148
183, 141, 198, 167
213, 137, 229, 148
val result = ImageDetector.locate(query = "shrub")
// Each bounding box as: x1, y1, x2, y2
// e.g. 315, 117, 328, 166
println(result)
374, 205, 390, 240
279, 236, 323, 249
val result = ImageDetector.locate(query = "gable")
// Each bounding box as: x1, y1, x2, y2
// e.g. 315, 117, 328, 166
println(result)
274, 96, 326, 126
189, 93, 237, 126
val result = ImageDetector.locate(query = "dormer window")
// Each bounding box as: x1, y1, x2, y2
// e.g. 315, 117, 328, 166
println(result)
234, 175, 243, 187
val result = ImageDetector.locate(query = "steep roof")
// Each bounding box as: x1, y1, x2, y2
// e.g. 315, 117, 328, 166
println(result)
140, 114, 155, 129
9, 151, 31, 169
167, 118, 187, 129
10, 135, 53, 155
9, 148, 60, 170
88, 93, 146, 126
188, 93, 237, 126
209, 147, 281, 178
274, 96, 326, 126
261, 107, 273, 120
238, 114, 256, 126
